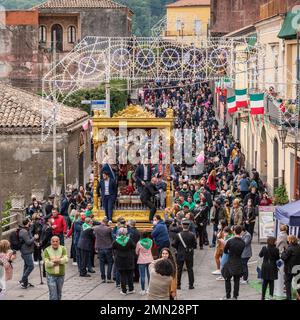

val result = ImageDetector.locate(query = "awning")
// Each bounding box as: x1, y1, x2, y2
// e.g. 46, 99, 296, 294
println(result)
278, 11, 298, 40
247, 33, 257, 49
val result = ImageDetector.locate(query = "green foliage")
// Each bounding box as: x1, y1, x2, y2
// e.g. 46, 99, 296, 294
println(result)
0, 200, 12, 232
2, 0, 173, 37
57, 80, 128, 116
0, 0, 42, 9
273, 185, 289, 205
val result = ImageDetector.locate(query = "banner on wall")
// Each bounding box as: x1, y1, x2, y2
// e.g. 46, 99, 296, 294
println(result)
258, 206, 275, 242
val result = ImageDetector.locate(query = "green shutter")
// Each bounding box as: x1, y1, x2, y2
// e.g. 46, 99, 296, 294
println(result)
247, 33, 257, 49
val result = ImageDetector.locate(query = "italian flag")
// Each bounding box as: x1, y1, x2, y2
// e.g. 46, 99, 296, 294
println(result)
227, 96, 237, 114
250, 93, 265, 115
235, 89, 248, 108
223, 77, 232, 88
215, 80, 221, 94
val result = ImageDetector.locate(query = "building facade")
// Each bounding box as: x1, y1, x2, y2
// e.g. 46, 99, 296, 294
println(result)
0, 0, 133, 91
164, 0, 211, 42
0, 83, 91, 211
221, 0, 300, 201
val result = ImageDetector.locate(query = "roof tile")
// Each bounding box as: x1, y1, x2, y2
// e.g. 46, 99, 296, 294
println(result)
166, 0, 210, 7
36, 0, 126, 9
0, 83, 88, 133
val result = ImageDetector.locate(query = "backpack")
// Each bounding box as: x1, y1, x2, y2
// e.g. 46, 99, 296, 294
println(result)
9, 228, 22, 251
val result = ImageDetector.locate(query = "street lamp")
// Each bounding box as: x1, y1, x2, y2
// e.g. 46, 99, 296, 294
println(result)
278, 126, 288, 148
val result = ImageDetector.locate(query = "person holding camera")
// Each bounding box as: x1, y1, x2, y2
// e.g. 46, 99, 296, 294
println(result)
0, 240, 16, 299
172, 219, 197, 290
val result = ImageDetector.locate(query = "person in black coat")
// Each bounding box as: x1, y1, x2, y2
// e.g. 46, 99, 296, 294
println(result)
242, 198, 257, 237
281, 235, 300, 300
77, 218, 95, 277
112, 227, 136, 295
194, 199, 209, 249
221, 225, 245, 300
172, 219, 197, 290
127, 220, 141, 283
259, 236, 280, 300
243, 187, 260, 207
140, 176, 159, 221
134, 164, 152, 194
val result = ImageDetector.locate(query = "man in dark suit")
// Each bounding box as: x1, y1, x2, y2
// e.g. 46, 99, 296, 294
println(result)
140, 176, 159, 221
221, 225, 246, 300
97, 171, 116, 223
134, 163, 152, 194
77, 217, 95, 277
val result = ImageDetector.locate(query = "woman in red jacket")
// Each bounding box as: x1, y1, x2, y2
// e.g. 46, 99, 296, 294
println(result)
207, 169, 217, 199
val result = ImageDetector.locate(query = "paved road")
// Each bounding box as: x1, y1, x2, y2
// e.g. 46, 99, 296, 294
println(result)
4, 227, 262, 300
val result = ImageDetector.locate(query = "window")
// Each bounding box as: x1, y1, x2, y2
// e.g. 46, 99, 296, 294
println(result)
194, 20, 202, 36
176, 19, 182, 32
39, 25, 47, 43
68, 26, 76, 44
51, 24, 63, 52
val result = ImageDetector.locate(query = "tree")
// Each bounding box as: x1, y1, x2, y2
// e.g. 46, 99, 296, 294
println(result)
56, 80, 128, 116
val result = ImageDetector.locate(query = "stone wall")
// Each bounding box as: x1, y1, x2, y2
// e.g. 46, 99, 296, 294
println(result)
210, 0, 268, 35
80, 8, 131, 38
0, 10, 41, 91
0, 130, 91, 211
38, 7, 132, 38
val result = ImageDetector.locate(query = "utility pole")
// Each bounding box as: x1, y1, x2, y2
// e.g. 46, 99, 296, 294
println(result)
52, 30, 57, 201
106, 38, 111, 117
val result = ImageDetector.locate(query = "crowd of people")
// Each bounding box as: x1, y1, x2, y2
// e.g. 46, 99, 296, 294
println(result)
1, 81, 300, 301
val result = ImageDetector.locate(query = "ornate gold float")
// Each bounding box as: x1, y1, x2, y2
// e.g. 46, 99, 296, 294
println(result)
92, 104, 174, 224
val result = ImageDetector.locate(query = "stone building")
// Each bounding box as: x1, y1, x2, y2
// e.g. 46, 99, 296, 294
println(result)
210, 0, 300, 36
0, 0, 133, 91
35, 0, 133, 52
0, 82, 91, 211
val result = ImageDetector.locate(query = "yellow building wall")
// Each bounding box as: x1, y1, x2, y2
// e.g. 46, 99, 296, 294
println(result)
286, 40, 297, 99
166, 6, 210, 37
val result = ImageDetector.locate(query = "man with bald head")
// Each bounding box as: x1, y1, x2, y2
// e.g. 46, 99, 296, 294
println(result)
43, 236, 68, 300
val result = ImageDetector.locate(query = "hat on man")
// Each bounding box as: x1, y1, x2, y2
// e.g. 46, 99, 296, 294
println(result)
49, 194, 55, 199
181, 218, 190, 226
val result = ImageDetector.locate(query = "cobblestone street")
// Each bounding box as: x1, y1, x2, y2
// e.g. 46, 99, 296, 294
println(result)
5, 228, 261, 301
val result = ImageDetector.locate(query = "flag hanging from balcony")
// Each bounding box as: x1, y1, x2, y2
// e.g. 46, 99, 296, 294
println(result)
250, 93, 265, 115
223, 77, 232, 88
235, 89, 248, 108
227, 96, 237, 114
215, 80, 222, 94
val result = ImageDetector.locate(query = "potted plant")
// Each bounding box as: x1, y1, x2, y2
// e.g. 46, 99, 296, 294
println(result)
273, 185, 289, 205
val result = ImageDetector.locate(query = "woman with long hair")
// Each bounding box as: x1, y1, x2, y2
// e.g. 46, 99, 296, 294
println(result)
243, 198, 256, 237
135, 232, 153, 295
159, 248, 177, 300
0, 240, 16, 299
259, 237, 280, 300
